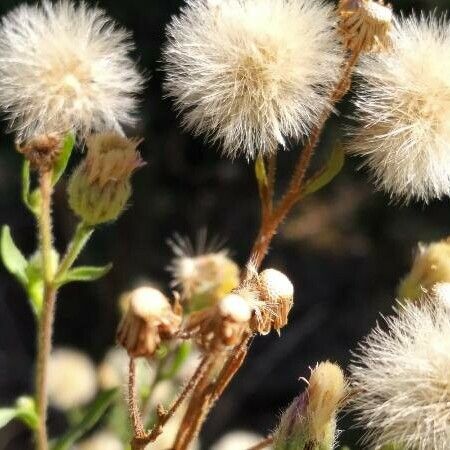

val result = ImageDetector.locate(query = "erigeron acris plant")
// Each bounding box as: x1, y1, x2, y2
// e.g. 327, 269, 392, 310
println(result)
2, 1, 450, 450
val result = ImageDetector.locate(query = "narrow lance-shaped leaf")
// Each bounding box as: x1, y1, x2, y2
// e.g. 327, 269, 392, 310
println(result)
56, 263, 113, 286
302, 142, 345, 197
52, 132, 75, 186
1, 225, 28, 287
52, 389, 118, 450
255, 155, 268, 189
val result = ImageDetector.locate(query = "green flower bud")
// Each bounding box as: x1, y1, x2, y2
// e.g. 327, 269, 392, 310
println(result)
273, 362, 346, 450
398, 239, 450, 302
67, 133, 144, 226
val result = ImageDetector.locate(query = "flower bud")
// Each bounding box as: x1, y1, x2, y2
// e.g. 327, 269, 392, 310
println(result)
169, 238, 240, 311
398, 240, 450, 302
185, 293, 251, 351
16, 133, 62, 172
117, 287, 182, 358
338, 0, 393, 54
68, 133, 144, 226
251, 269, 294, 335
273, 362, 346, 450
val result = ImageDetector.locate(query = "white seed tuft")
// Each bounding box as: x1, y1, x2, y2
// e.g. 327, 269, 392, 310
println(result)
349, 296, 450, 449
163, 0, 344, 159
0, 1, 143, 140
348, 14, 450, 202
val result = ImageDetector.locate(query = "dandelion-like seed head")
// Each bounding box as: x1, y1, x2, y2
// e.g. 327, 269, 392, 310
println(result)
349, 296, 450, 449
163, 0, 344, 159
0, 1, 143, 140
348, 14, 450, 202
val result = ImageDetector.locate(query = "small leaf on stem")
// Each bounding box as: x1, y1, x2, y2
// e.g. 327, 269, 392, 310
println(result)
52, 133, 75, 186
56, 263, 113, 286
0, 397, 38, 431
1, 225, 28, 287
302, 142, 345, 197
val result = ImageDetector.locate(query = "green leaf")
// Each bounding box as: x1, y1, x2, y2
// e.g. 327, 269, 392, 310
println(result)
56, 263, 112, 286
0, 408, 18, 429
0, 397, 38, 431
52, 389, 117, 450
21, 161, 42, 216
1, 226, 28, 287
302, 142, 345, 197
52, 133, 75, 186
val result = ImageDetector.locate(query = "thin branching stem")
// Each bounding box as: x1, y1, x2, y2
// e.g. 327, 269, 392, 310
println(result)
130, 355, 213, 450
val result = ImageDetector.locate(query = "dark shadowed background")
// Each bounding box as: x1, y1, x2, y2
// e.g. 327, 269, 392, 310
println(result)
1, 0, 449, 449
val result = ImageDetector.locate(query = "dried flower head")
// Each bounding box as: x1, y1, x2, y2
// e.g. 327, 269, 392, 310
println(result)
349, 296, 450, 449
398, 239, 450, 302
16, 133, 62, 172
168, 235, 240, 310
67, 132, 144, 225
348, 14, 450, 202
185, 293, 251, 351
0, 1, 143, 140
273, 361, 346, 450
247, 267, 294, 335
48, 348, 97, 411
117, 287, 182, 358
163, 0, 344, 159
338, 0, 393, 54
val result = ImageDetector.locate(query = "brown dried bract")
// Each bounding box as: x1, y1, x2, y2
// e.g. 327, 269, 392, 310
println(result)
184, 293, 251, 352
16, 133, 62, 172
117, 287, 182, 358
338, 0, 393, 54
250, 269, 294, 335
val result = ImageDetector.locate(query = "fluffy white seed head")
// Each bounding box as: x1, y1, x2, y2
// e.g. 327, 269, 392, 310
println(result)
348, 14, 450, 202
0, 1, 143, 140
349, 297, 450, 449
163, 0, 344, 159
48, 348, 97, 411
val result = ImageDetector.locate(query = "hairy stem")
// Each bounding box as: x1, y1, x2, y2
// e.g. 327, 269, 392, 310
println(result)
35, 170, 55, 450
249, 50, 359, 271
130, 356, 213, 449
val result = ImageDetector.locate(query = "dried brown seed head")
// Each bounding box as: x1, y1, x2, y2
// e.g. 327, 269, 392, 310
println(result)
251, 268, 294, 335
338, 0, 393, 54
16, 133, 62, 172
117, 287, 181, 358
185, 293, 251, 351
